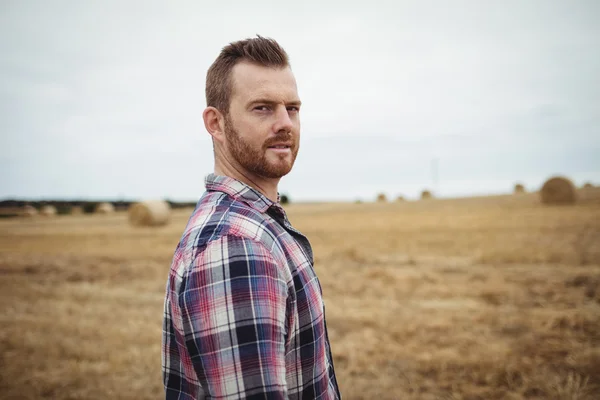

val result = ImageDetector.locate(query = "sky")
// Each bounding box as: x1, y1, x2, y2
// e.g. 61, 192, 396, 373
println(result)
1, 0, 599, 202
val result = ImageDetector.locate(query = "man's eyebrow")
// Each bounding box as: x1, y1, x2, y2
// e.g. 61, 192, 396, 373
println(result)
247, 99, 302, 107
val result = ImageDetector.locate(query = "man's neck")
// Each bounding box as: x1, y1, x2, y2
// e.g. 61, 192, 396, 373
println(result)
214, 162, 279, 204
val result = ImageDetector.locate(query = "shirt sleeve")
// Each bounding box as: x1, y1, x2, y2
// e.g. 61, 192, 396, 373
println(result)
179, 234, 289, 399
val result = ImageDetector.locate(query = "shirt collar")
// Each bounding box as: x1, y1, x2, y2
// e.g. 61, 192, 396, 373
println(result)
204, 173, 279, 213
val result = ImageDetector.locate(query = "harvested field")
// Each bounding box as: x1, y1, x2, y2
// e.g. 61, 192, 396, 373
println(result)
1, 189, 600, 399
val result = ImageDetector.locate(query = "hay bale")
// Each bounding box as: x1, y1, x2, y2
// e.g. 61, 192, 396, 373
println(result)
71, 206, 84, 215
376, 193, 387, 202
583, 182, 594, 189
39, 205, 57, 217
540, 176, 576, 205
95, 202, 115, 214
421, 190, 433, 200
514, 183, 526, 194
22, 205, 38, 217
396, 195, 405, 202
128, 200, 171, 227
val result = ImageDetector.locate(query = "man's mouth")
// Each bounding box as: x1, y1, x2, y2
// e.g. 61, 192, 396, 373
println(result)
267, 142, 293, 151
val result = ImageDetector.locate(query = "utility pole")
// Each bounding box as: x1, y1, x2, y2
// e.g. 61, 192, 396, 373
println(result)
431, 158, 439, 196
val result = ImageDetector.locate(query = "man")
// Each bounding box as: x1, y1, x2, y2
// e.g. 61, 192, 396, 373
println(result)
162, 36, 341, 399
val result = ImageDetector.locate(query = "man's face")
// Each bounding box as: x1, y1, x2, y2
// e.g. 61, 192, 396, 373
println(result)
223, 61, 301, 179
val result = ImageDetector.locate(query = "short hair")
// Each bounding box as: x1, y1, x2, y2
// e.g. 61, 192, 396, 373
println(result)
205, 35, 290, 114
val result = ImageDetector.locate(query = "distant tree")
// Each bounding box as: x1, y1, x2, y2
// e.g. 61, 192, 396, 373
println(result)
56, 204, 72, 215
280, 194, 290, 205
83, 202, 98, 214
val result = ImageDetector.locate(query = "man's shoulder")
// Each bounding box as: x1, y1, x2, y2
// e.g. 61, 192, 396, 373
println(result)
178, 190, 280, 258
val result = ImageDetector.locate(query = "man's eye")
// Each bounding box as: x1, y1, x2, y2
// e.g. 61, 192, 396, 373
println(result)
287, 106, 300, 112
254, 106, 270, 111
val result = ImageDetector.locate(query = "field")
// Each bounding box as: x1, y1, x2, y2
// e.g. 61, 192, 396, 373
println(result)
1, 190, 600, 400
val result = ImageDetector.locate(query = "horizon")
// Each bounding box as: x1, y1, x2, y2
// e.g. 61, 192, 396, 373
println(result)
1, 174, 595, 204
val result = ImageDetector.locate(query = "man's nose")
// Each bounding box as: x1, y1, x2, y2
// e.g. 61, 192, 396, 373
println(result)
273, 105, 294, 133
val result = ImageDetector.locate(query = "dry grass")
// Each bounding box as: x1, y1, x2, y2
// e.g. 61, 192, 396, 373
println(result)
1, 189, 600, 399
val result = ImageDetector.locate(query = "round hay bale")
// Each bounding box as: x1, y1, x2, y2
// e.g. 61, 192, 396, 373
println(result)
540, 176, 576, 205
128, 200, 171, 227
39, 205, 57, 217
396, 195, 405, 202
95, 202, 115, 214
583, 182, 594, 189
513, 183, 526, 194
376, 193, 387, 202
421, 190, 433, 200
22, 205, 38, 217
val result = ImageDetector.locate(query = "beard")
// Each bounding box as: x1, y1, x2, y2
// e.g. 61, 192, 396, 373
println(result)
223, 115, 299, 179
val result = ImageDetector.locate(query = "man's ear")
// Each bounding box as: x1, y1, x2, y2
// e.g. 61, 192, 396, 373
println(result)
203, 107, 225, 143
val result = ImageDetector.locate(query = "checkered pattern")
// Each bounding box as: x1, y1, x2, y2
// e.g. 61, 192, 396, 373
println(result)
162, 174, 341, 399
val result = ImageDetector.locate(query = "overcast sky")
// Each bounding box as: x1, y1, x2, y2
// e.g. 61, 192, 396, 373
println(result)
1, 0, 599, 202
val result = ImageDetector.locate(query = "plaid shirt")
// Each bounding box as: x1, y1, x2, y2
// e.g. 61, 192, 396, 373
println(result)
162, 174, 341, 399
